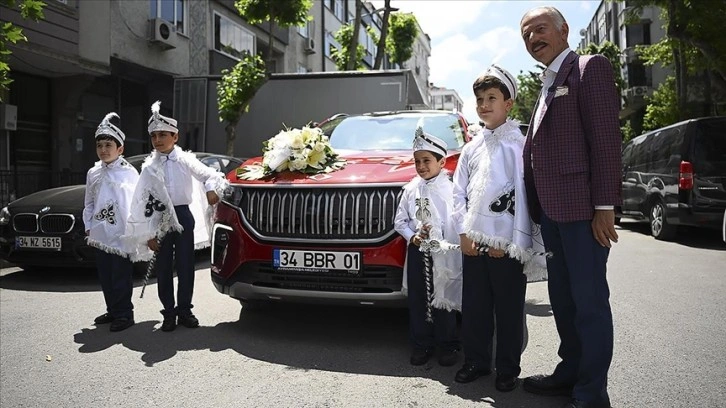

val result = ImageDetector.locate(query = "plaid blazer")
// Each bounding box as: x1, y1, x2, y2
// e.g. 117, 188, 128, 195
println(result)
523, 51, 622, 223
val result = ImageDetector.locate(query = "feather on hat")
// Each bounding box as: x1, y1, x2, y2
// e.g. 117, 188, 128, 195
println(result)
95, 112, 126, 146
413, 117, 447, 157
147, 100, 178, 134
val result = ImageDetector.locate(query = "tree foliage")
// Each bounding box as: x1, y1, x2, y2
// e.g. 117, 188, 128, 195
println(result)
0, 0, 45, 101
217, 53, 267, 155
642, 76, 679, 131
510, 69, 544, 125
372, 0, 393, 70
332, 23, 366, 71
386, 13, 418, 65
235, 0, 312, 67
623, 0, 726, 118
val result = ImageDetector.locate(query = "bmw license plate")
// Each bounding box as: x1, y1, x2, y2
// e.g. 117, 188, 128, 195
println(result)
273, 249, 361, 274
16, 236, 62, 251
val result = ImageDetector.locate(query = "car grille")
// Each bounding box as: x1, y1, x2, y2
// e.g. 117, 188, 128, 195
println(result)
234, 186, 404, 242
12, 214, 38, 233
12, 213, 75, 234
40, 214, 75, 234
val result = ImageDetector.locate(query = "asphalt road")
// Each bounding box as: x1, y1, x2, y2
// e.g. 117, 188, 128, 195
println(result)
1, 222, 724, 408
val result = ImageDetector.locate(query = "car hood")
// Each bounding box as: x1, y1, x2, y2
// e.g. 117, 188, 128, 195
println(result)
8, 185, 85, 213
228, 149, 461, 185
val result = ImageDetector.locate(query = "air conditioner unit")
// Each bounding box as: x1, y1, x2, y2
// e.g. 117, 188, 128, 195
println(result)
632, 86, 649, 97
304, 38, 316, 54
149, 18, 177, 50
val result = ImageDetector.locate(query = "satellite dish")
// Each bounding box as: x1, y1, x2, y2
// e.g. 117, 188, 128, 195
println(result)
579, 28, 587, 37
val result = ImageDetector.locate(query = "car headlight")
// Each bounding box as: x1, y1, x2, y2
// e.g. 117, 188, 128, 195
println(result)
222, 186, 244, 206
0, 206, 10, 226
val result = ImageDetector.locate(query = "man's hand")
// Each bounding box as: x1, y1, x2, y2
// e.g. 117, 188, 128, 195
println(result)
592, 209, 619, 248
206, 191, 220, 205
460, 234, 479, 256
147, 238, 160, 252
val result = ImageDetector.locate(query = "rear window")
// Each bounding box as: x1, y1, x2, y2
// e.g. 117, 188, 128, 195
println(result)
693, 119, 726, 176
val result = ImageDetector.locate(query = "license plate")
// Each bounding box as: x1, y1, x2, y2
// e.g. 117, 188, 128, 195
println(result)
15, 236, 62, 250
273, 249, 361, 273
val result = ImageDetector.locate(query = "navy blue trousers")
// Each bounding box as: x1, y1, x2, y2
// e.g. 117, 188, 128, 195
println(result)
155, 205, 196, 318
95, 250, 134, 320
541, 213, 613, 402
461, 253, 526, 377
406, 244, 459, 353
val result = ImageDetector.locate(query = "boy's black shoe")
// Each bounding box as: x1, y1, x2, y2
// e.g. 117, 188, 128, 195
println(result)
110, 318, 135, 332
178, 314, 199, 328
454, 364, 492, 383
495, 374, 519, 392
438, 349, 459, 367
160, 317, 176, 332
94, 313, 114, 325
409, 349, 433, 366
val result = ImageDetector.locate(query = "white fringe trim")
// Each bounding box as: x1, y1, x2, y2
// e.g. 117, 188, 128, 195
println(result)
86, 238, 129, 258
432, 297, 459, 312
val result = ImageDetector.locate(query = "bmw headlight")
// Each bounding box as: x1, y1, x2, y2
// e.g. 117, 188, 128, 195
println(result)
0, 206, 10, 226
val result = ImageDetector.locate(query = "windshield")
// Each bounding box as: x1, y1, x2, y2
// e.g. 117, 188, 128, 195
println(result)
693, 118, 726, 177
321, 113, 466, 151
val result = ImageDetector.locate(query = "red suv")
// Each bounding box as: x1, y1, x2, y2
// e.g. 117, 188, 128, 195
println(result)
210, 111, 470, 308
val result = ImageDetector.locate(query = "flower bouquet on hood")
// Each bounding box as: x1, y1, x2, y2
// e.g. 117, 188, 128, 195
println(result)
237, 126, 346, 180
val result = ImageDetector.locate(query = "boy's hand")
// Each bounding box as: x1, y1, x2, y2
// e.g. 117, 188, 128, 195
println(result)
410, 235, 422, 247
459, 234, 479, 256
487, 248, 505, 258
147, 238, 160, 252
206, 191, 220, 205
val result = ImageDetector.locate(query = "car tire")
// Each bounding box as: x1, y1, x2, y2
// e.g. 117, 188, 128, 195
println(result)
649, 200, 676, 240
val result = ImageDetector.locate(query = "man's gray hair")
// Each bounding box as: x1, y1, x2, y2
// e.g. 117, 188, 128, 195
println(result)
522, 6, 567, 31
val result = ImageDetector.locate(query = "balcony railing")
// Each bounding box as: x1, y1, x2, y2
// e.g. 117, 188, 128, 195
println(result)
0, 170, 86, 207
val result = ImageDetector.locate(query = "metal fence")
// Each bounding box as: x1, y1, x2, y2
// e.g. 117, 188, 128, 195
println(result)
0, 170, 86, 207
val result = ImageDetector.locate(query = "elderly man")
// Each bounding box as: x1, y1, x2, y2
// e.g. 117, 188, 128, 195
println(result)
519, 6, 622, 408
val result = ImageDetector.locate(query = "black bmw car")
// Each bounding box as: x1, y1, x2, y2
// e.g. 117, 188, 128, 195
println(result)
0, 153, 242, 270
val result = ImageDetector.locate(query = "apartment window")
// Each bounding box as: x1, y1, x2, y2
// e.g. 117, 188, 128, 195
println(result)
214, 13, 255, 60
626, 22, 651, 46
332, 0, 345, 21
150, 0, 185, 33
325, 31, 340, 58
297, 22, 309, 38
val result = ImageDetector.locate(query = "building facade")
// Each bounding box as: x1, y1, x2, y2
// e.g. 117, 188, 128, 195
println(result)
0, 0, 435, 205
577, 0, 670, 134
429, 86, 464, 112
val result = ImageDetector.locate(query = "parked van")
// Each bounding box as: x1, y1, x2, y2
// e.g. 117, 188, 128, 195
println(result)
618, 116, 726, 240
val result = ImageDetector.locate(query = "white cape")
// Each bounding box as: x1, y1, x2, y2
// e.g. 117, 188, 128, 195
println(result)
124, 149, 228, 262
462, 119, 547, 281
397, 172, 463, 311
83, 157, 139, 257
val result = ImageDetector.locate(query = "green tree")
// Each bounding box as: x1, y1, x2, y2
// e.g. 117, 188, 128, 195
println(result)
510, 69, 543, 125
217, 53, 267, 156
623, 0, 726, 118
332, 23, 366, 71
346, 0, 362, 71
372, 0, 394, 69
0, 0, 45, 101
234, 0, 312, 69
386, 12, 417, 66
642, 76, 679, 131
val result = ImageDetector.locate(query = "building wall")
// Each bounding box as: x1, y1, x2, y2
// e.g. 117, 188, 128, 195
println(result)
110, 0, 191, 77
